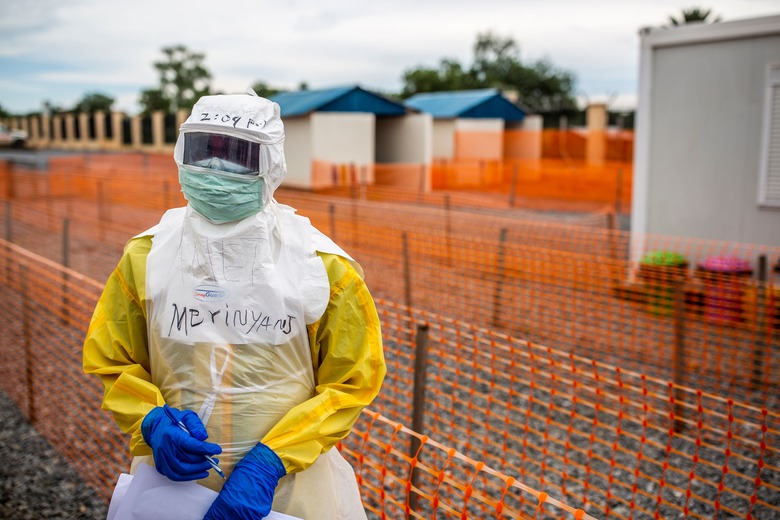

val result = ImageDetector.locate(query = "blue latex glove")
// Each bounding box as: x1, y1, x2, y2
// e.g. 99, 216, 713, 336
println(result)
141, 404, 222, 482
203, 442, 286, 520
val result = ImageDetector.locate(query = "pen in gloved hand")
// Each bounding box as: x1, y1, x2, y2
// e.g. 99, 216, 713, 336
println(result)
163, 406, 226, 480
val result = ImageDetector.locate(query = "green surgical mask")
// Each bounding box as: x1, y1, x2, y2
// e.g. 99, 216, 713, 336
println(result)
179, 165, 265, 224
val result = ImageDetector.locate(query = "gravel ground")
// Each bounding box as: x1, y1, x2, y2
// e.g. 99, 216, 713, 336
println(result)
0, 394, 108, 520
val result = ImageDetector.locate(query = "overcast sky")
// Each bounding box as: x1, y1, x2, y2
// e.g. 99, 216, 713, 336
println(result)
1, 0, 778, 115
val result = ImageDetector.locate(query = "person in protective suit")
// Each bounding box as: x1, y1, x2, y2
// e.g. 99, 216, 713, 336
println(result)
83, 91, 386, 519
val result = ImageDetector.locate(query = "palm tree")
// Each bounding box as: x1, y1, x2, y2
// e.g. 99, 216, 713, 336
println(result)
667, 7, 722, 26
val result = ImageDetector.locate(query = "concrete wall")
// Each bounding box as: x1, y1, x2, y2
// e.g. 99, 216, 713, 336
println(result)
432, 120, 456, 159
13, 110, 177, 152
586, 103, 607, 166
281, 117, 313, 189
375, 113, 432, 164
633, 15, 780, 266
374, 113, 434, 190
455, 118, 504, 160
311, 112, 375, 187
513, 114, 543, 160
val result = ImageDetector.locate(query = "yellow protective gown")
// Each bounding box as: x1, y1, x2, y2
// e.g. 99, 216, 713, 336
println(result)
83, 204, 385, 519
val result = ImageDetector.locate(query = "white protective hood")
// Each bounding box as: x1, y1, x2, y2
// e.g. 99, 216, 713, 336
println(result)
174, 91, 287, 202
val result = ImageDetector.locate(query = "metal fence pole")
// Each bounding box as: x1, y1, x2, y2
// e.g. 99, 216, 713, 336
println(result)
418, 164, 426, 203
673, 282, 686, 431
62, 218, 70, 268
402, 232, 412, 310
491, 228, 509, 328
97, 179, 106, 242
163, 180, 171, 209
6, 160, 15, 199
5, 200, 12, 242
4, 201, 11, 283
62, 218, 70, 325
444, 195, 452, 267
21, 264, 35, 424
615, 167, 624, 215
606, 212, 618, 280
752, 254, 768, 391
329, 204, 336, 241
509, 163, 519, 208
351, 200, 359, 249
409, 323, 430, 512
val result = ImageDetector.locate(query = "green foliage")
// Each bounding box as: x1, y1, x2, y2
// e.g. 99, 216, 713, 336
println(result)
400, 31, 577, 112
139, 88, 169, 115
74, 92, 115, 114
140, 45, 212, 114
401, 59, 480, 97
0, 102, 11, 119
250, 81, 283, 99
667, 6, 721, 26
42, 100, 64, 115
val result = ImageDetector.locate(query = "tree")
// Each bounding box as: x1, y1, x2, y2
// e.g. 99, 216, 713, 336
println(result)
42, 100, 64, 116
250, 81, 282, 99
667, 7, 721, 26
74, 92, 115, 113
140, 45, 212, 114
139, 88, 170, 114
0, 103, 11, 119
399, 31, 577, 112
400, 59, 479, 97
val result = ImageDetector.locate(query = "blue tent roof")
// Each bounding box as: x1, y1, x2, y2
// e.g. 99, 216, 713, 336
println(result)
405, 89, 526, 121
271, 86, 407, 118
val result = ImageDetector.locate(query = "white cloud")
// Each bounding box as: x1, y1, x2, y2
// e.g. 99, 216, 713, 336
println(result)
1, 0, 778, 113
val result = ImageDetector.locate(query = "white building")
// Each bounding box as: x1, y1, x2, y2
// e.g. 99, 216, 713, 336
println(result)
272, 86, 431, 190
632, 14, 780, 266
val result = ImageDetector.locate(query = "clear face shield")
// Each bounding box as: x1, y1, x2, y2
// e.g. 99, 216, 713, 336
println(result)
182, 132, 267, 176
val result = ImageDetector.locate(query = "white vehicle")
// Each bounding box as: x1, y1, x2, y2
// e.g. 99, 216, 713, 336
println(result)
0, 123, 28, 148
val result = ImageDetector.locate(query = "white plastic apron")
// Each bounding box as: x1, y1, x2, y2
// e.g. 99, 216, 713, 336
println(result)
136, 203, 366, 519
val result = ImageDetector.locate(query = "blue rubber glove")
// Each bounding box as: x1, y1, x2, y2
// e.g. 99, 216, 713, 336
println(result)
203, 442, 286, 520
141, 404, 222, 482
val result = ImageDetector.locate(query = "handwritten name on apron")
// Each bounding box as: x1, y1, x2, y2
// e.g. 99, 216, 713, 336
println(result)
167, 302, 296, 337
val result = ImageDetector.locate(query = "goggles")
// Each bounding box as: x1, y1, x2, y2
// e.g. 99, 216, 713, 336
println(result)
182, 132, 264, 176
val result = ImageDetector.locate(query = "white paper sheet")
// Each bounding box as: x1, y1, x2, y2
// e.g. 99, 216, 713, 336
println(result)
106, 473, 133, 520
107, 464, 300, 520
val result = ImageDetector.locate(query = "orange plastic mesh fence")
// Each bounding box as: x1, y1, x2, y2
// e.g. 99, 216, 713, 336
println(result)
533, 130, 634, 163
1, 164, 778, 404
427, 158, 631, 212
371, 302, 779, 519
0, 240, 130, 498
341, 410, 595, 519
0, 232, 776, 519
0, 158, 778, 519
1, 162, 778, 403
0, 239, 593, 520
